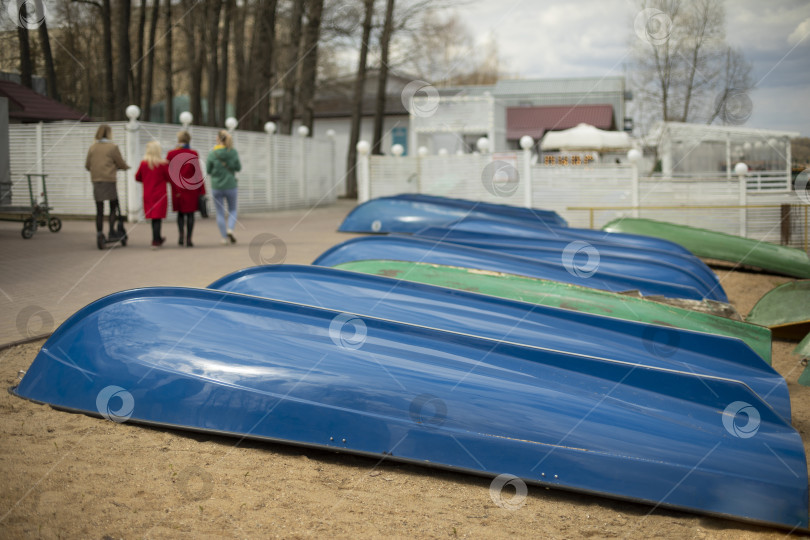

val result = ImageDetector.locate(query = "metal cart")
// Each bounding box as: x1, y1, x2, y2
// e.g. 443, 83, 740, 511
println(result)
0, 173, 62, 239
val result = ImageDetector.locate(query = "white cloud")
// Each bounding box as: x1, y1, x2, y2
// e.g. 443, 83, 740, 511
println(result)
787, 17, 810, 46
455, 0, 810, 135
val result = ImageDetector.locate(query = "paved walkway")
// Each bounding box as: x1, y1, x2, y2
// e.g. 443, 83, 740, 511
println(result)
0, 200, 360, 346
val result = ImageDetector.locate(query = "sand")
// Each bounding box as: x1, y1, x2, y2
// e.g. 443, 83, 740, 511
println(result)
0, 267, 808, 539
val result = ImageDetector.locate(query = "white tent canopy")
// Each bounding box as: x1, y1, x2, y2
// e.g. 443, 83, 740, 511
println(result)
540, 123, 632, 151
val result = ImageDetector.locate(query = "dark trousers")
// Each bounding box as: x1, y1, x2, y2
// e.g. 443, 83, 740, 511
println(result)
177, 212, 195, 245
95, 200, 119, 234
151, 219, 162, 243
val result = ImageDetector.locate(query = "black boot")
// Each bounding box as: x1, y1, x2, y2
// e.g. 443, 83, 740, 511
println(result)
177, 213, 185, 245
185, 213, 195, 247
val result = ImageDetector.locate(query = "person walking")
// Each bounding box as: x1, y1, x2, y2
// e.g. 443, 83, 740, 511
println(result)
85, 124, 129, 243
207, 130, 241, 244
135, 140, 170, 249
167, 130, 205, 247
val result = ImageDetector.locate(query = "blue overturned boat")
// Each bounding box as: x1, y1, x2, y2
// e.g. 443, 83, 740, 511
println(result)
12, 286, 809, 529
406, 227, 726, 302
313, 236, 715, 301
443, 217, 694, 255
340, 194, 696, 257
209, 265, 785, 418
339, 194, 567, 233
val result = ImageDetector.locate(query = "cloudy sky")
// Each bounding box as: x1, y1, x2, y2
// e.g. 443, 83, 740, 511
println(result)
457, 0, 810, 136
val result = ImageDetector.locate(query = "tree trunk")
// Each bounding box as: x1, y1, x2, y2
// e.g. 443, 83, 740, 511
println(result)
206, 0, 223, 126
217, 0, 234, 126
372, 0, 395, 154
250, 0, 277, 130
233, 0, 249, 126
279, 0, 305, 135
134, 0, 146, 107
114, 0, 132, 119
142, 0, 160, 121
345, 0, 374, 197
299, 0, 324, 135
102, 0, 114, 119
164, 0, 173, 123
15, 2, 33, 89
184, 0, 204, 125
35, 18, 59, 100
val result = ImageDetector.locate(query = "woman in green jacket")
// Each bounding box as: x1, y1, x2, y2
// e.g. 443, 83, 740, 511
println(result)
206, 130, 242, 244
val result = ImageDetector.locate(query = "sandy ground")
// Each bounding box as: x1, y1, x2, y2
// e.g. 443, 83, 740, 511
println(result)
0, 267, 808, 539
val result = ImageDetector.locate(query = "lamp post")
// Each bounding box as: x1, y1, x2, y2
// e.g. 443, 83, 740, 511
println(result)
264, 122, 276, 204
735, 162, 749, 237
357, 141, 371, 203
520, 136, 534, 208
296, 126, 309, 202
627, 148, 642, 218
124, 105, 141, 223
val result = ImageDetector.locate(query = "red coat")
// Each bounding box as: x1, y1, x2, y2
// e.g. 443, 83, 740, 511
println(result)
135, 161, 170, 219
166, 146, 206, 213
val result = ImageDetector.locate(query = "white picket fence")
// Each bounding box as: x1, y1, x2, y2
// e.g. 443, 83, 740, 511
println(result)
6, 120, 339, 220
358, 147, 808, 250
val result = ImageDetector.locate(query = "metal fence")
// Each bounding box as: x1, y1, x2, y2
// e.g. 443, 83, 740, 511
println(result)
7, 120, 338, 219
359, 147, 808, 250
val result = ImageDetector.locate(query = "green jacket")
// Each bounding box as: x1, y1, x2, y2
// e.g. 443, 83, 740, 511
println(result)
206, 146, 242, 190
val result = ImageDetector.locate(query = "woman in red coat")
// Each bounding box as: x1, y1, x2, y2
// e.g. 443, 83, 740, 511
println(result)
166, 131, 205, 247
135, 140, 170, 248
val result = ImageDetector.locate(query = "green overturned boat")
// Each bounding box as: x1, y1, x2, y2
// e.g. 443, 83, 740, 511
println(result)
747, 280, 810, 340
334, 260, 772, 364
602, 218, 810, 279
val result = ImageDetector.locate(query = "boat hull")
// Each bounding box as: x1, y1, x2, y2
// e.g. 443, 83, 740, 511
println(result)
444, 217, 694, 255
313, 236, 709, 300
339, 195, 566, 233
332, 259, 771, 364
746, 280, 810, 339
209, 265, 787, 418
406, 228, 726, 302
602, 218, 810, 279
12, 287, 809, 530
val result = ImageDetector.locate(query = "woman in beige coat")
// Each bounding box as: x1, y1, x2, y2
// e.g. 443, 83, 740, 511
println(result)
85, 124, 129, 240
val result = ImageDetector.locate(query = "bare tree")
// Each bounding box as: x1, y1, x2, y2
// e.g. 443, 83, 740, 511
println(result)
217, 0, 234, 126
163, 0, 173, 123
101, 0, 114, 119
114, 0, 132, 119
631, 0, 754, 128
392, 8, 500, 86
707, 46, 753, 125
371, 0, 394, 155
299, 0, 324, 136
72, 0, 114, 118
345, 0, 374, 198
239, 0, 277, 131
233, 1, 251, 126
279, 0, 305, 135
13, 2, 33, 88
134, 0, 146, 107
142, 0, 160, 120
205, 0, 223, 126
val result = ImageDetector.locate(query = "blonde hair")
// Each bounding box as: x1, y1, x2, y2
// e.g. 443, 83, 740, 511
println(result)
217, 130, 233, 150
95, 124, 112, 141
143, 141, 167, 169
177, 130, 191, 145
